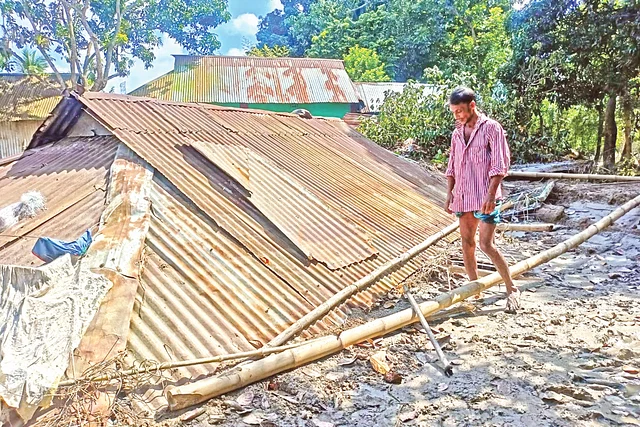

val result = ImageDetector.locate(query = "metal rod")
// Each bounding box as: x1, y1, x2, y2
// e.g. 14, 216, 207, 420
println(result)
403, 285, 453, 376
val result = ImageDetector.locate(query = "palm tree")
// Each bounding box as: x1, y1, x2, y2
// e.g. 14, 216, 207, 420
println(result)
17, 48, 47, 75
0, 52, 9, 71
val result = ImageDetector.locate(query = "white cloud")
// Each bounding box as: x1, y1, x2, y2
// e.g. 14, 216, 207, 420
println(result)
268, 0, 283, 11
226, 48, 246, 56
230, 13, 259, 36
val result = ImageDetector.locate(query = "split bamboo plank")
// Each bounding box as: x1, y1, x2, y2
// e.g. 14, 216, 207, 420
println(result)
165, 194, 640, 411
508, 171, 640, 182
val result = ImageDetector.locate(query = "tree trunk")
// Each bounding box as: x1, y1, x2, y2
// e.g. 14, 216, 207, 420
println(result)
594, 99, 604, 164
603, 94, 617, 171
539, 112, 544, 137
622, 93, 633, 160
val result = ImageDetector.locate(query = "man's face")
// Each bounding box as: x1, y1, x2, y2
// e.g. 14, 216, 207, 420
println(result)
449, 101, 475, 124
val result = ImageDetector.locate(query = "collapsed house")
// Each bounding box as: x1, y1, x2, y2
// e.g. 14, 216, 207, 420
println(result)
0, 92, 453, 423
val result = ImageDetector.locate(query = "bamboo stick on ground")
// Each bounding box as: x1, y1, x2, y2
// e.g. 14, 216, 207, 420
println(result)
267, 221, 460, 348
497, 223, 555, 232
508, 171, 640, 182
165, 194, 640, 411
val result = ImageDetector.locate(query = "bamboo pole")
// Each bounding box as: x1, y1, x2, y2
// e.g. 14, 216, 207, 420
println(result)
508, 171, 640, 182
266, 221, 460, 348
497, 223, 554, 232
165, 194, 640, 411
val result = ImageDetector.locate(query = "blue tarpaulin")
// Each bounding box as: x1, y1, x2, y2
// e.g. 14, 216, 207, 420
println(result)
32, 230, 93, 263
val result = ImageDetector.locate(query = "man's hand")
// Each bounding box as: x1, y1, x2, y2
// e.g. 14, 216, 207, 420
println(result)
481, 197, 496, 215
445, 193, 453, 214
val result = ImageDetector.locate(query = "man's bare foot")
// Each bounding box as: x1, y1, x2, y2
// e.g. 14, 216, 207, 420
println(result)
505, 288, 521, 313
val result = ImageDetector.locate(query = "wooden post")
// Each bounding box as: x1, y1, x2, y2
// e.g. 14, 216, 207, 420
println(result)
165, 194, 640, 411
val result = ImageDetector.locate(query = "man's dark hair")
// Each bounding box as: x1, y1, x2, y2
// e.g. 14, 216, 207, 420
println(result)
449, 87, 476, 105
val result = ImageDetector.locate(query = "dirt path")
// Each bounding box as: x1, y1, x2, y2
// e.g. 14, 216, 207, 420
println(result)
155, 182, 640, 427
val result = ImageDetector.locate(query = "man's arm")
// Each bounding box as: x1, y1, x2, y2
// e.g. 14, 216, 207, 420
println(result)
482, 123, 511, 214
444, 137, 457, 214
481, 175, 502, 214
445, 176, 455, 214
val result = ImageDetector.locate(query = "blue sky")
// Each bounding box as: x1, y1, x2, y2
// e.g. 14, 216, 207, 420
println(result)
108, 0, 283, 93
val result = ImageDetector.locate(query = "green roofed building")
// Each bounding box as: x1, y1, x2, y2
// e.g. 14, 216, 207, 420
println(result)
129, 55, 361, 118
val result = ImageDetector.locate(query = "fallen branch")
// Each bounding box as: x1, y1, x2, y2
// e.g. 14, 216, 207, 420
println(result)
267, 221, 460, 348
508, 171, 640, 182
497, 223, 554, 232
165, 194, 640, 411
58, 337, 327, 387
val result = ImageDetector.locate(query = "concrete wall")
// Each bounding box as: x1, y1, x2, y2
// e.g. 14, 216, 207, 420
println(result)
0, 120, 43, 160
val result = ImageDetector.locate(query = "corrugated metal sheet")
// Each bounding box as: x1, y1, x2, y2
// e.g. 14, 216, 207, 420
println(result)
355, 82, 439, 112
129, 56, 360, 104
0, 74, 70, 160
128, 175, 334, 378
0, 136, 117, 266
0, 120, 43, 159
191, 140, 378, 269
0, 74, 66, 121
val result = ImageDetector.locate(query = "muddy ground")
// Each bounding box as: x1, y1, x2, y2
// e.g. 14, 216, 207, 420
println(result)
156, 180, 640, 427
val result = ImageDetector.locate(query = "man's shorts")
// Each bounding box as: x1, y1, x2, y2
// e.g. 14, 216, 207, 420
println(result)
455, 202, 502, 225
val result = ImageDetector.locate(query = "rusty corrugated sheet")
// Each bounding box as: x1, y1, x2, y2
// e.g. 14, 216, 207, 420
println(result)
71, 143, 154, 376
0, 74, 70, 160
0, 136, 118, 266
4, 94, 456, 416
129, 175, 323, 377
129, 56, 360, 104
191, 140, 378, 269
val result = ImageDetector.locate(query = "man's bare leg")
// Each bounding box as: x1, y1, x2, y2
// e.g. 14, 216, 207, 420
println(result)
459, 213, 480, 281
479, 221, 520, 311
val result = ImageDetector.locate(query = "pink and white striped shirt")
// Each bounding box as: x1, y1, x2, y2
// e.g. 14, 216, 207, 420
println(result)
445, 114, 511, 213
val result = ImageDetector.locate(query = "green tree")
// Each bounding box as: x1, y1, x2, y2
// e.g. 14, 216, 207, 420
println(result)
343, 45, 390, 82
358, 83, 452, 156
247, 44, 291, 57
16, 48, 47, 75
255, 0, 318, 55
0, 0, 230, 91
504, 0, 640, 169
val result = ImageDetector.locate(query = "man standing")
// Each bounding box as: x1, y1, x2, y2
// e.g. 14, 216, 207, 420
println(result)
444, 87, 520, 312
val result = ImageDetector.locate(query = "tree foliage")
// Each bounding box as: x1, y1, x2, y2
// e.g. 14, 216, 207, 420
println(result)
0, 0, 230, 91
504, 0, 640, 168
247, 44, 291, 57
342, 45, 390, 82
254, 0, 639, 168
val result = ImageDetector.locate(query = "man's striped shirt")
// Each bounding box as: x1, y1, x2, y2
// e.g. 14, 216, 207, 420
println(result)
445, 113, 511, 213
